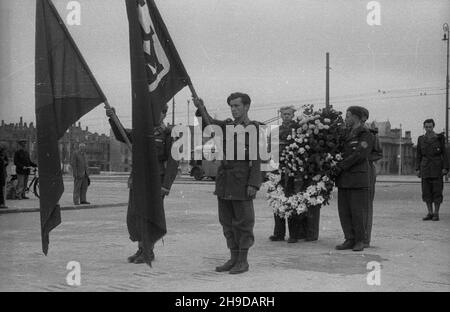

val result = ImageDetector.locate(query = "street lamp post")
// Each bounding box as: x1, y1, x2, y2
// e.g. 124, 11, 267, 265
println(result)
443, 23, 449, 144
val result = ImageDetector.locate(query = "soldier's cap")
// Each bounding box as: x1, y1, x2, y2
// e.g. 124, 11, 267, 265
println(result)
279, 106, 296, 114
347, 106, 368, 120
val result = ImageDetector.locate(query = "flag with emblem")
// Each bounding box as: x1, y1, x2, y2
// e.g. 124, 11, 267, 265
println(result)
125, 0, 191, 263
35, 0, 107, 255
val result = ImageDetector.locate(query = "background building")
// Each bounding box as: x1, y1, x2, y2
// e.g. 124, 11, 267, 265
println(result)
370, 121, 416, 175
0, 118, 110, 174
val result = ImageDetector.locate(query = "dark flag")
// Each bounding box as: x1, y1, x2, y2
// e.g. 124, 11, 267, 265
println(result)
35, 0, 106, 254
125, 0, 191, 262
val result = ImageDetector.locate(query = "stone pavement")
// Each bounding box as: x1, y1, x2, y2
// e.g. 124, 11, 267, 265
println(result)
1, 174, 444, 214
0, 174, 210, 214
0, 179, 449, 292
0, 176, 129, 213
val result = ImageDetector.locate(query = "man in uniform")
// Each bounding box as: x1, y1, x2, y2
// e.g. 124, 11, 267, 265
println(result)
106, 103, 178, 264
361, 108, 382, 247
334, 106, 374, 252
269, 105, 304, 243
70, 143, 90, 205
14, 140, 37, 199
416, 119, 449, 221
193, 92, 262, 274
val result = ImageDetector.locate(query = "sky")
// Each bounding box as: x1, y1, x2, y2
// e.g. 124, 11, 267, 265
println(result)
1, 0, 449, 142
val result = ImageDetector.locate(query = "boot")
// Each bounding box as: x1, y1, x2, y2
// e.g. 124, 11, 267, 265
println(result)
127, 248, 142, 263
134, 248, 155, 264
215, 249, 238, 272
269, 235, 284, 241
335, 239, 354, 250
352, 241, 365, 252
422, 213, 433, 221
423, 203, 433, 220
432, 203, 440, 221
229, 249, 249, 274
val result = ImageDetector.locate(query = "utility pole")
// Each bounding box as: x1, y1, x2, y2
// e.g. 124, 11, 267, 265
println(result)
443, 23, 449, 144
398, 124, 402, 176
326, 52, 330, 109
172, 97, 175, 126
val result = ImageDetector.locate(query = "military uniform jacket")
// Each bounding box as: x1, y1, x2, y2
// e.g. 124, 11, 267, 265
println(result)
14, 149, 36, 175
416, 133, 449, 178
196, 107, 262, 201
109, 119, 178, 190
70, 151, 89, 178
336, 125, 374, 189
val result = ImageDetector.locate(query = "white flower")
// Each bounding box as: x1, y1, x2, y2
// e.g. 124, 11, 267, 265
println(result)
305, 145, 310, 150
335, 154, 343, 161
287, 135, 292, 140
314, 129, 319, 135
323, 118, 331, 123
316, 196, 324, 204
317, 181, 326, 190
299, 147, 306, 154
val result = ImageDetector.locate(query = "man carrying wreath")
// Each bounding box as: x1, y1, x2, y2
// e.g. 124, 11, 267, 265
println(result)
334, 106, 374, 252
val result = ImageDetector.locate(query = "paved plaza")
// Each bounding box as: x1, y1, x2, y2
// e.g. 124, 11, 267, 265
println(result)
0, 175, 449, 292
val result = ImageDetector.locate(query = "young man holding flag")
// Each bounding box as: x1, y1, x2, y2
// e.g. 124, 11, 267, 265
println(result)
193, 94, 262, 274
106, 104, 178, 265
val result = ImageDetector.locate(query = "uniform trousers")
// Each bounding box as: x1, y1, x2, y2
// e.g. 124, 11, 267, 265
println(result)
365, 163, 376, 244
338, 188, 369, 243
421, 177, 444, 204
218, 198, 255, 250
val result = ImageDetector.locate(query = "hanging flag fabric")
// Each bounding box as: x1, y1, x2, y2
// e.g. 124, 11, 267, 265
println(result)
35, 0, 106, 255
125, 0, 191, 262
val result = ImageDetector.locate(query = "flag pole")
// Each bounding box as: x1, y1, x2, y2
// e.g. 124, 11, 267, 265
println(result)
46, 0, 132, 151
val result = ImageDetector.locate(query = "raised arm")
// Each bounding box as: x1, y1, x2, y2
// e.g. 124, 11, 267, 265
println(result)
106, 107, 132, 144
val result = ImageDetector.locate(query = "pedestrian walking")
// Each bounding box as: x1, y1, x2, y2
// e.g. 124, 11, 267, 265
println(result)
194, 92, 262, 274
70, 143, 90, 205
416, 119, 449, 221
334, 106, 374, 252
